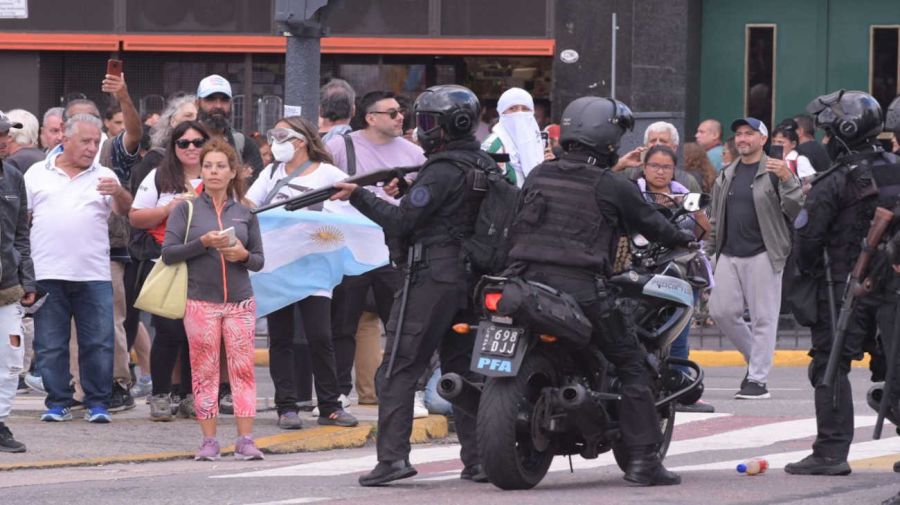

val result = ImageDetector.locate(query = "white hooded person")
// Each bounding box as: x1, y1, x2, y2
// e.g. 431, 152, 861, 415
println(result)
481, 87, 545, 188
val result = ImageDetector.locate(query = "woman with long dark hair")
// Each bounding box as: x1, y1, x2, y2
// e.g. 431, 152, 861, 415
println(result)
130, 120, 209, 421
246, 116, 358, 429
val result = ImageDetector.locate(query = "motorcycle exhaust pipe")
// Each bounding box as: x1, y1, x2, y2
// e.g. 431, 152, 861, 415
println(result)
555, 383, 613, 440
437, 373, 481, 418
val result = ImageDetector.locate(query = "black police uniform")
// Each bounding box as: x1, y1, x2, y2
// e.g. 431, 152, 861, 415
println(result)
795, 148, 900, 464
348, 139, 488, 476
506, 151, 691, 456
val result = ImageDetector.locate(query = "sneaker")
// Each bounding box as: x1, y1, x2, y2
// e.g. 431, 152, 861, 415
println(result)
234, 436, 265, 461
177, 394, 197, 419
85, 406, 112, 423
318, 409, 359, 427
149, 394, 173, 422
130, 376, 152, 398
278, 411, 303, 430
194, 437, 220, 461
413, 391, 428, 419
169, 392, 183, 415
0, 423, 26, 453
741, 370, 749, 390
24, 372, 45, 394
219, 392, 234, 415
109, 383, 136, 413
16, 376, 28, 393
312, 394, 352, 416
340, 394, 353, 408
40, 407, 72, 422
784, 454, 851, 476
675, 399, 716, 413
734, 381, 770, 400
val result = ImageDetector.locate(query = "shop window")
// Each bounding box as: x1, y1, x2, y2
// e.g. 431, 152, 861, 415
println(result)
125, 0, 272, 34
326, 0, 429, 36
0, 0, 114, 31
871, 26, 899, 112
745, 25, 776, 130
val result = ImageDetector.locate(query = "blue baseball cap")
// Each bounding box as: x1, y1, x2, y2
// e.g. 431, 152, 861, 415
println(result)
730, 117, 768, 137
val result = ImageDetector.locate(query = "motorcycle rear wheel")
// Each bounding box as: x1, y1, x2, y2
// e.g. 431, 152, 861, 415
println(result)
477, 352, 557, 490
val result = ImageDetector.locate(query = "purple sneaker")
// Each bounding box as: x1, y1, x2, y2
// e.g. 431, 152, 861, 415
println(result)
194, 437, 220, 461
234, 436, 264, 461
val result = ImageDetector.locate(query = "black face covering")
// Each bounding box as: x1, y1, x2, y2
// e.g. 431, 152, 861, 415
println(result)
198, 107, 230, 134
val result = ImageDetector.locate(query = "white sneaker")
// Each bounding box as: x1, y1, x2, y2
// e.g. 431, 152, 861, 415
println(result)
413, 391, 428, 419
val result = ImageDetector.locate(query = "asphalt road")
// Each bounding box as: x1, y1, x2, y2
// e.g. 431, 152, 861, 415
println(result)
1, 366, 898, 505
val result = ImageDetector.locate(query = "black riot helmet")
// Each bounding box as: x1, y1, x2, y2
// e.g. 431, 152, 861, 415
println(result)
885, 95, 900, 134
559, 97, 634, 159
805, 89, 883, 153
414, 85, 480, 154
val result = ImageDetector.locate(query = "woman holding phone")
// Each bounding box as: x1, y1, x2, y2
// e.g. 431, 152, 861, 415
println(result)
162, 139, 264, 461
130, 120, 209, 421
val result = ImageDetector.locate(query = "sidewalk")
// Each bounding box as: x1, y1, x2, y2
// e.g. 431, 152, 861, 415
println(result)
0, 370, 448, 471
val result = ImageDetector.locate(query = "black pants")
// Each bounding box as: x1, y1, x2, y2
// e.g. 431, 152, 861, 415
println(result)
149, 315, 192, 396
123, 259, 154, 350
268, 296, 342, 416
807, 279, 881, 460
375, 255, 481, 467
331, 265, 401, 396
525, 267, 663, 449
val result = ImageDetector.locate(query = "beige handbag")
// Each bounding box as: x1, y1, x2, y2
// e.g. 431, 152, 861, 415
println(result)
134, 201, 193, 319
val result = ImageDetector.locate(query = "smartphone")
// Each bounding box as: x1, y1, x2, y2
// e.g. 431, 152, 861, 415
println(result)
540, 131, 549, 149
219, 226, 236, 246
769, 144, 784, 160
106, 59, 123, 77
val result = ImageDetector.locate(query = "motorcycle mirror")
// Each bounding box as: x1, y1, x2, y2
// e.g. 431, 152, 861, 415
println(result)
682, 193, 711, 213
632, 234, 649, 248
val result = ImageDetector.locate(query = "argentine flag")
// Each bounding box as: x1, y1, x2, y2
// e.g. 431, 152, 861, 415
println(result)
250, 208, 389, 317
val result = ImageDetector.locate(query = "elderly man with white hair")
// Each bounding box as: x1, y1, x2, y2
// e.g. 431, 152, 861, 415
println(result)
481, 87, 549, 187
5, 110, 45, 173
613, 121, 702, 192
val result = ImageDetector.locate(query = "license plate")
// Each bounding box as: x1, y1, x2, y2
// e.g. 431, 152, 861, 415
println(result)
478, 324, 524, 358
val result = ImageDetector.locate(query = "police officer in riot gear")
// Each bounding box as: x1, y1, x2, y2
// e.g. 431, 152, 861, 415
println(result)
787, 89, 900, 475
504, 96, 696, 486
331, 84, 495, 486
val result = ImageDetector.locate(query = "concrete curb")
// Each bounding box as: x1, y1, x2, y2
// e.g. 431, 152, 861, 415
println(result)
0, 415, 449, 472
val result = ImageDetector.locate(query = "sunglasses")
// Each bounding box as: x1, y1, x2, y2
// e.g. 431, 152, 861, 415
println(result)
368, 108, 402, 120
267, 128, 306, 145
175, 138, 206, 149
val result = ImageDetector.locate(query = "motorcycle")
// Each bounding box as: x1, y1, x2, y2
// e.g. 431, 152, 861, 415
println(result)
438, 192, 711, 490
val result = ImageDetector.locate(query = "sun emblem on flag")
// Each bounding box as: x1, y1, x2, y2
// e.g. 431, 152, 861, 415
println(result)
310, 225, 344, 246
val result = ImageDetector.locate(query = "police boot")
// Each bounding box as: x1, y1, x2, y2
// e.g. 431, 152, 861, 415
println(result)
784, 454, 851, 476
460, 464, 489, 483
623, 446, 681, 486
358, 458, 417, 487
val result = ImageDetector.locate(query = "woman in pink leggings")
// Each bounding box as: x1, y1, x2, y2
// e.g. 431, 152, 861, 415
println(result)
162, 139, 265, 461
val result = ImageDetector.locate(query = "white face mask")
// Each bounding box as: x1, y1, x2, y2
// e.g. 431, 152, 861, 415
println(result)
271, 140, 296, 162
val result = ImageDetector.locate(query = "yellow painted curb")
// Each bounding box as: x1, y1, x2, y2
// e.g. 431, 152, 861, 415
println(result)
850, 453, 899, 471
409, 415, 449, 444
261, 424, 374, 454
690, 350, 871, 368
0, 450, 195, 471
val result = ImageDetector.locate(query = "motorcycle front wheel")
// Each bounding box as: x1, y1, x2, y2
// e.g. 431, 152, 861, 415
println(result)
476, 352, 557, 490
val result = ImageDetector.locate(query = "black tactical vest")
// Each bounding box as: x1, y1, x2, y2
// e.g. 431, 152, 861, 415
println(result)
506, 158, 614, 272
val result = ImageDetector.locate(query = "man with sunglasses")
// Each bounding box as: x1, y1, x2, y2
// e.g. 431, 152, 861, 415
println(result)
325, 91, 427, 414
331, 85, 492, 487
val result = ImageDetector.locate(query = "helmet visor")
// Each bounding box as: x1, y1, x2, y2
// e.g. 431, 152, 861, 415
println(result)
416, 112, 441, 135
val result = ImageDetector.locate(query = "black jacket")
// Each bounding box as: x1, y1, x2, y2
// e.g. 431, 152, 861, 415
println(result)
0, 162, 35, 292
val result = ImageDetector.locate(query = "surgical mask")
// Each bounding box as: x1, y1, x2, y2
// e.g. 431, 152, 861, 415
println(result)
271, 140, 296, 162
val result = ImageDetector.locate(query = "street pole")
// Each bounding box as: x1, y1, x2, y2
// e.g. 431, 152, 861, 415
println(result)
275, 0, 333, 125
611, 12, 617, 99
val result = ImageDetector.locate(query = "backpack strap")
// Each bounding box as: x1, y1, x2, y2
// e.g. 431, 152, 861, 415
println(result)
343, 134, 357, 176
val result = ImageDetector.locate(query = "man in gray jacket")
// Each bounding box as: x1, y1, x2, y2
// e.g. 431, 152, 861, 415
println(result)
706, 118, 804, 399
0, 112, 36, 452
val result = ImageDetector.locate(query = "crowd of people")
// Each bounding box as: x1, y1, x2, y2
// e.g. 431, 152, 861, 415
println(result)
0, 68, 898, 485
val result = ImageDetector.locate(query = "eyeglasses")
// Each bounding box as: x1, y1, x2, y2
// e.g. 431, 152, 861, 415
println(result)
175, 138, 206, 149
368, 108, 402, 120
266, 127, 306, 145
646, 162, 675, 172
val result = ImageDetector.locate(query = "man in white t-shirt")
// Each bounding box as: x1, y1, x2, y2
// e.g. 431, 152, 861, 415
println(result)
25, 114, 132, 424
326, 91, 427, 406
